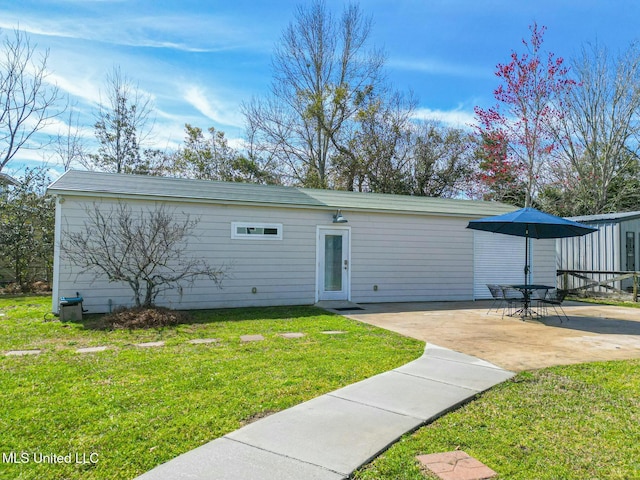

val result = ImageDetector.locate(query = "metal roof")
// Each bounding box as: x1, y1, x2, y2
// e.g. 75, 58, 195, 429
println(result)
569, 211, 640, 223
48, 170, 516, 217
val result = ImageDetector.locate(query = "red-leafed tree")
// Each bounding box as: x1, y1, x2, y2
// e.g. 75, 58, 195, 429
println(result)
474, 23, 575, 206
475, 130, 526, 205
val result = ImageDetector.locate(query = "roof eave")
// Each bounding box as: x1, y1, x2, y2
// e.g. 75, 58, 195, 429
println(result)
48, 188, 512, 218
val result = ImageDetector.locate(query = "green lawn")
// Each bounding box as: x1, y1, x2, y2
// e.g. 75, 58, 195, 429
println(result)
0, 295, 424, 480
354, 360, 640, 480
568, 296, 640, 309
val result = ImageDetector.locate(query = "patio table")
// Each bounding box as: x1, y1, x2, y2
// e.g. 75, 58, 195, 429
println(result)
504, 284, 554, 319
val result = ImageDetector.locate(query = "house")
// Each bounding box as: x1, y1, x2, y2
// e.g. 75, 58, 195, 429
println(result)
0, 172, 18, 196
47, 170, 557, 313
557, 211, 640, 292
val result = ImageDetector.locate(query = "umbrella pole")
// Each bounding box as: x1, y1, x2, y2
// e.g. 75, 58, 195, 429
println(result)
524, 230, 529, 286
524, 229, 530, 317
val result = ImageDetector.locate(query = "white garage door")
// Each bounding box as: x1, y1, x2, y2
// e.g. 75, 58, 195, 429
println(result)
473, 231, 557, 299
473, 231, 530, 300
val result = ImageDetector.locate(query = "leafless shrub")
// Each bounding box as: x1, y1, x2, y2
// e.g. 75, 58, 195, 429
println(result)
62, 202, 228, 308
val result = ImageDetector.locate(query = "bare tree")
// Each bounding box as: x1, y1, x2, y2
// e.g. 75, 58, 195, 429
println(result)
90, 66, 155, 174
62, 203, 227, 308
0, 29, 62, 172
554, 42, 640, 214
243, 1, 385, 187
50, 102, 87, 171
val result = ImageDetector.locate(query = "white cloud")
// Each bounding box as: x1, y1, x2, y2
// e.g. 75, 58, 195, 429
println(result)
47, 72, 102, 106
413, 107, 477, 128
183, 85, 243, 128
146, 120, 185, 152
389, 57, 490, 79
0, 12, 258, 53
4, 152, 54, 173
227, 137, 247, 151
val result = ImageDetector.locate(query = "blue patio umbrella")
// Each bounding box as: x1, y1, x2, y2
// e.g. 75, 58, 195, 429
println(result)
466, 207, 597, 287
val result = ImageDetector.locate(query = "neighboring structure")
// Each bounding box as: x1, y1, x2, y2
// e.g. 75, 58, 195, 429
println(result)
48, 170, 557, 313
0, 172, 18, 196
557, 211, 640, 292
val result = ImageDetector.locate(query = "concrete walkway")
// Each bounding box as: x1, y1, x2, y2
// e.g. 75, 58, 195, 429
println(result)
136, 344, 514, 480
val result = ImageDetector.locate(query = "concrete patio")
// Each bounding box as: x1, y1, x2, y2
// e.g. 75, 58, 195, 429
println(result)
342, 300, 640, 371
135, 299, 640, 479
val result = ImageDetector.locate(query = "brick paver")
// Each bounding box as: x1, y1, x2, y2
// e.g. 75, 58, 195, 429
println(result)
416, 451, 497, 480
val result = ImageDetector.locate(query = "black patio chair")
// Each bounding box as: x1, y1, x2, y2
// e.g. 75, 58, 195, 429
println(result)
539, 289, 569, 322
500, 286, 525, 318
530, 287, 550, 314
486, 284, 505, 314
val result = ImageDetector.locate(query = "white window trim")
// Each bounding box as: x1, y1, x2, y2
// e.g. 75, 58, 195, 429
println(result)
231, 222, 283, 240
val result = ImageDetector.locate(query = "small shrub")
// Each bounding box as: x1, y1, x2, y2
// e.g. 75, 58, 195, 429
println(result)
103, 306, 191, 330
30, 281, 51, 293
0, 281, 51, 295
1, 283, 23, 294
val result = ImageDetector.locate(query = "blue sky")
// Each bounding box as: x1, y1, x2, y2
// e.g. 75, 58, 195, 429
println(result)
3, 0, 639, 176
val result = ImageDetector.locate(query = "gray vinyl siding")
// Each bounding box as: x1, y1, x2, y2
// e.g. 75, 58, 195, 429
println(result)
55, 196, 323, 313
54, 196, 491, 312
349, 212, 474, 303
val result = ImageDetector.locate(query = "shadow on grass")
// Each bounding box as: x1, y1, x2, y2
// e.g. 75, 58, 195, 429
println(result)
75, 304, 333, 331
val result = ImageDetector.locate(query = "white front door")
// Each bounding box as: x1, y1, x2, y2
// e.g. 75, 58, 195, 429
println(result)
317, 227, 350, 301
